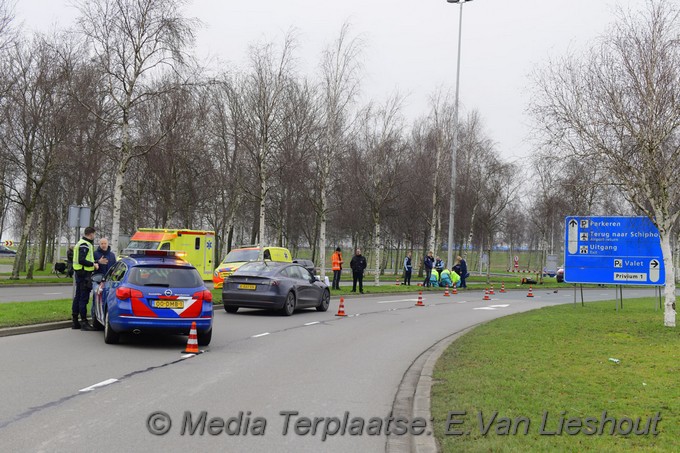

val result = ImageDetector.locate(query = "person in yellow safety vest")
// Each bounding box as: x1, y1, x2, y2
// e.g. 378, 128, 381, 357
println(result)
72, 226, 99, 330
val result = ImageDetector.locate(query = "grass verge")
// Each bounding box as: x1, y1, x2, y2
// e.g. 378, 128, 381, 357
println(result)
0, 299, 73, 328
431, 298, 680, 452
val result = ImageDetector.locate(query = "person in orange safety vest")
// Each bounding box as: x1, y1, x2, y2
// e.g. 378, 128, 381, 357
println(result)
331, 247, 343, 290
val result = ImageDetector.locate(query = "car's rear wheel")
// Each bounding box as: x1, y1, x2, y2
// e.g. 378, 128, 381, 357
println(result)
225, 306, 239, 314
282, 292, 296, 316
104, 311, 120, 344
316, 289, 330, 312
197, 328, 212, 346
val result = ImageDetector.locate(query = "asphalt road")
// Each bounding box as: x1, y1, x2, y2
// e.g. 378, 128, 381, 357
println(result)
0, 287, 660, 452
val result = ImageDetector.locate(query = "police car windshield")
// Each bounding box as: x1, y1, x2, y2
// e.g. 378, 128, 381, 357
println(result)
223, 249, 259, 263
125, 241, 160, 250
128, 266, 203, 288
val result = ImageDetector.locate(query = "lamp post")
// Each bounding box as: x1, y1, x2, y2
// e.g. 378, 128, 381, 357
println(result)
446, 0, 473, 272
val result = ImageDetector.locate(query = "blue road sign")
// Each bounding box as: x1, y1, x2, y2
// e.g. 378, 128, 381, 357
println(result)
564, 216, 664, 285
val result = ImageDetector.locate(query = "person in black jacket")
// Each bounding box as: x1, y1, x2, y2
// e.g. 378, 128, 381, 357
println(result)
456, 255, 469, 288
423, 251, 434, 287
349, 248, 367, 294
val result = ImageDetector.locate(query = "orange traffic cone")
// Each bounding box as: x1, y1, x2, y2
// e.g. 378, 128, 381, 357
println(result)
452, 284, 458, 295
500, 282, 506, 293
489, 285, 495, 295
416, 291, 424, 306
396, 278, 400, 286
183, 322, 200, 354
336, 297, 348, 316
527, 286, 534, 298
444, 285, 450, 297
483, 288, 491, 301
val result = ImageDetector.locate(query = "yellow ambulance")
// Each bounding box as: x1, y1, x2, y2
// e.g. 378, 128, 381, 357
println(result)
124, 229, 215, 281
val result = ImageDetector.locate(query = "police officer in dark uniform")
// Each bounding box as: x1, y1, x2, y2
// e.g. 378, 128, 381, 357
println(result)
72, 226, 98, 330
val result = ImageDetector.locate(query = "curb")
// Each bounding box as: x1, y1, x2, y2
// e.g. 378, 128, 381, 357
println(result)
0, 321, 73, 337
0, 303, 226, 338
387, 325, 477, 453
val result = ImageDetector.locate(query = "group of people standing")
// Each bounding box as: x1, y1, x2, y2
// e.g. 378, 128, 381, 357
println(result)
331, 247, 367, 293
419, 251, 468, 288
330, 247, 467, 292
70, 227, 117, 330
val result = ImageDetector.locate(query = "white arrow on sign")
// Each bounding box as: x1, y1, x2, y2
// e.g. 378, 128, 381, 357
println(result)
649, 259, 660, 283
568, 219, 579, 254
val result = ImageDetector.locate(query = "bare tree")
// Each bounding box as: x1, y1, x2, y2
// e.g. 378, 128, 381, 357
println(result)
532, 1, 680, 326
1, 36, 73, 278
239, 33, 296, 248
316, 22, 362, 276
75, 0, 197, 252
424, 89, 455, 259
351, 95, 407, 284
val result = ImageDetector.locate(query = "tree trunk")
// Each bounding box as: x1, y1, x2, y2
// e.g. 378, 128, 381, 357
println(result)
319, 184, 327, 278
227, 224, 234, 253
27, 210, 44, 280
258, 173, 266, 248
660, 230, 676, 327
38, 202, 49, 271
374, 214, 381, 285
110, 160, 126, 255
11, 208, 36, 279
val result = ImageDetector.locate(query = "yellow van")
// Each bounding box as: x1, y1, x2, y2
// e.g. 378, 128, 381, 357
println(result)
212, 246, 292, 289
124, 229, 215, 281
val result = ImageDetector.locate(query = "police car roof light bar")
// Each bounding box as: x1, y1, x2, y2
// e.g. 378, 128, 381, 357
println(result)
127, 249, 186, 258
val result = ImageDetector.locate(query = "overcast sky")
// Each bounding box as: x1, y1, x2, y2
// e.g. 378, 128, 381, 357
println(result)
16, 0, 639, 161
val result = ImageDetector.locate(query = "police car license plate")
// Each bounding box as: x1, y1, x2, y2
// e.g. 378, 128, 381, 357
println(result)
238, 284, 256, 290
153, 300, 184, 309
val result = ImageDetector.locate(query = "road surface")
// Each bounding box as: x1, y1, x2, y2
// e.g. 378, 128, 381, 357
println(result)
0, 287, 660, 452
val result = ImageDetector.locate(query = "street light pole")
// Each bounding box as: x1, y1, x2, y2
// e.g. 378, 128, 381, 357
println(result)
446, 0, 471, 272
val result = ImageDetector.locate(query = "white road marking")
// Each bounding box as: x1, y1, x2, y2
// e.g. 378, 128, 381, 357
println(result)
489, 304, 510, 308
304, 322, 319, 326
43, 292, 63, 295
181, 353, 196, 358
79, 378, 118, 392
473, 307, 496, 310
252, 332, 270, 338
377, 299, 419, 304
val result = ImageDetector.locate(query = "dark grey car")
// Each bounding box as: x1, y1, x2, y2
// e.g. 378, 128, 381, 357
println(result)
223, 261, 330, 316
0, 245, 17, 257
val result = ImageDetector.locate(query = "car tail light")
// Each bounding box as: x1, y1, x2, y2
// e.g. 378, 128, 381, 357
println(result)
269, 279, 280, 286
193, 290, 213, 302
116, 287, 143, 300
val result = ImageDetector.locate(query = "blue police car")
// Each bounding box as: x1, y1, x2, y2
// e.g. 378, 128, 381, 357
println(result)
91, 250, 213, 345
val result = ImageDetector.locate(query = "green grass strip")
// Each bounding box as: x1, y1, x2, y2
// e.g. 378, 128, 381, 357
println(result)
0, 299, 72, 328
432, 298, 680, 452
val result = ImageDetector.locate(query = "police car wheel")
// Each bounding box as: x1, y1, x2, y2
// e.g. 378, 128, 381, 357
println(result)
104, 311, 120, 344
197, 328, 212, 346
316, 289, 330, 312
282, 292, 295, 316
